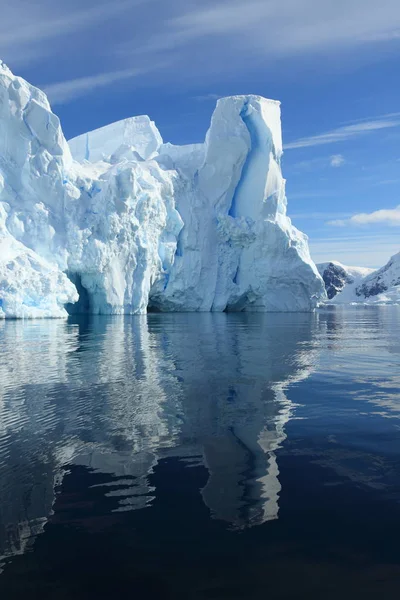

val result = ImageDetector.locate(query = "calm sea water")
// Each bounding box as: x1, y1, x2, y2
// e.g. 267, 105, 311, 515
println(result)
0, 307, 400, 599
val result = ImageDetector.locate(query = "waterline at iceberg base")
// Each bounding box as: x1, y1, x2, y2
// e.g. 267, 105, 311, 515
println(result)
0, 61, 325, 318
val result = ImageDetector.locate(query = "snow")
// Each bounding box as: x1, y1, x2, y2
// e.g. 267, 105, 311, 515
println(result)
318, 255, 400, 305
317, 261, 375, 301
0, 61, 325, 318
355, 252, 400, 304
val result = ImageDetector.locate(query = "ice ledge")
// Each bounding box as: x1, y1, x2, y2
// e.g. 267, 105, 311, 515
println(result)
68, 115, 163, 163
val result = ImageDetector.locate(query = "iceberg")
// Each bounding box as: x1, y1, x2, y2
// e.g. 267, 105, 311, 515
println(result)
0, 60, 325, 317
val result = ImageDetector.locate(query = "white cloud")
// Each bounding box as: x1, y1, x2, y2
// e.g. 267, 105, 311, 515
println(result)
289, 154, 346, 172
328, 205, 400, 227
123, 0, 400, 60
289, 211, 353, 221
285, 115, 400, 150
43, 67, 150, 105
309, 233, 400, 268
115, 0, 400, 96
0, 1, 134, 48
330, 154, 345, 167
4, 0, 400, 102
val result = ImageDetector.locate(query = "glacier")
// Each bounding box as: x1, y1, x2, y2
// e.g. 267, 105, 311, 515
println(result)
0, 60, 325, 317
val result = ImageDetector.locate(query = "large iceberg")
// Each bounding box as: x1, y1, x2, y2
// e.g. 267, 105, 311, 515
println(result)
0, 60, 325, 317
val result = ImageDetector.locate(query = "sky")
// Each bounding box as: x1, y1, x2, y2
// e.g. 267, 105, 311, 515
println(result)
0, 0, 399, 268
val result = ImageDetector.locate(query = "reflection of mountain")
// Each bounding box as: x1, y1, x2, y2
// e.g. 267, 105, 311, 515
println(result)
291, 308, 400, 493
0, 313, 317, 568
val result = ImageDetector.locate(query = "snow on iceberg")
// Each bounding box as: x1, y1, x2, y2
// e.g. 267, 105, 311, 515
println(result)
0, 60, 325, 317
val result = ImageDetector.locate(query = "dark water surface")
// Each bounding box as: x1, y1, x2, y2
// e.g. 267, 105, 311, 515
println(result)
0, 307, 400, 599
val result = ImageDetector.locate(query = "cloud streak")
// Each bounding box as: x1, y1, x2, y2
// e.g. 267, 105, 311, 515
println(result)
290, 211, 353, 221
309, 233, 400, 267
328, 205, 400, 227
285, 115, 400, 149
3, 0, 400, 109
121, 0, 400, 61
43, 66, 153, 105
0, 1, 136, 48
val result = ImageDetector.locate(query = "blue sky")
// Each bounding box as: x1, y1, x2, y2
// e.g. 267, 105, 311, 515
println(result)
1, 0, 399, 267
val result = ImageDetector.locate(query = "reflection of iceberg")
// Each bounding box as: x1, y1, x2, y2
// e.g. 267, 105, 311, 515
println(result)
0, 313, 317, 568
170, 314, 317, 529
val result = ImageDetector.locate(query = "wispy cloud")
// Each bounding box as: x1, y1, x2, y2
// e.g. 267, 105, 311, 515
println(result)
290, 211, 353, 221
0, 1, 135, 48
330, 154, 345, 167
289, 154, 346, 172
43, 66, 154, 105
3, 0, 400, 103
4, 0, 399, 103
120, 0, 400, 61
0, 1, 142, 66
328, 205, 400, 227
114, 0, 400, 95
285, 114, 400, 149
309, 233, 400, 267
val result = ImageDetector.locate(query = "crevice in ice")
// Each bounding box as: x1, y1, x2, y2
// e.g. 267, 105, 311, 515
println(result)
228, 100, 251, 218
233, 265, 240, 285
228, 99, 271, 222
175, 229, 184, 257
65, 272, 91, 314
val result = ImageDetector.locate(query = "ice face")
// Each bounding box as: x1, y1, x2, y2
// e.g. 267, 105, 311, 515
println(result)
150, 96, 324, 312
65, 157, 184, 314
68, 115, 163, 163
0, 62, 326, 318
0, 62, 76, 318
0, 213, 77, 319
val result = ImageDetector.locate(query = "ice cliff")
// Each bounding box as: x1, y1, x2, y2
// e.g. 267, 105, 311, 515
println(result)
0, 61, 325, 317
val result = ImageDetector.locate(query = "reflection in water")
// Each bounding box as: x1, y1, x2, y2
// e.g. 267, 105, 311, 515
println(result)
1, 306, 400, 596
0, 313, 317, 568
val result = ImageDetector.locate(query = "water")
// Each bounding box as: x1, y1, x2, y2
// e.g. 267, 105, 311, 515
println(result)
0, 307, 399, 599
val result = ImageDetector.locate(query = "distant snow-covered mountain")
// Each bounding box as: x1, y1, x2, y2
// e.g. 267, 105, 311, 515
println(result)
317, 252, 400, 305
